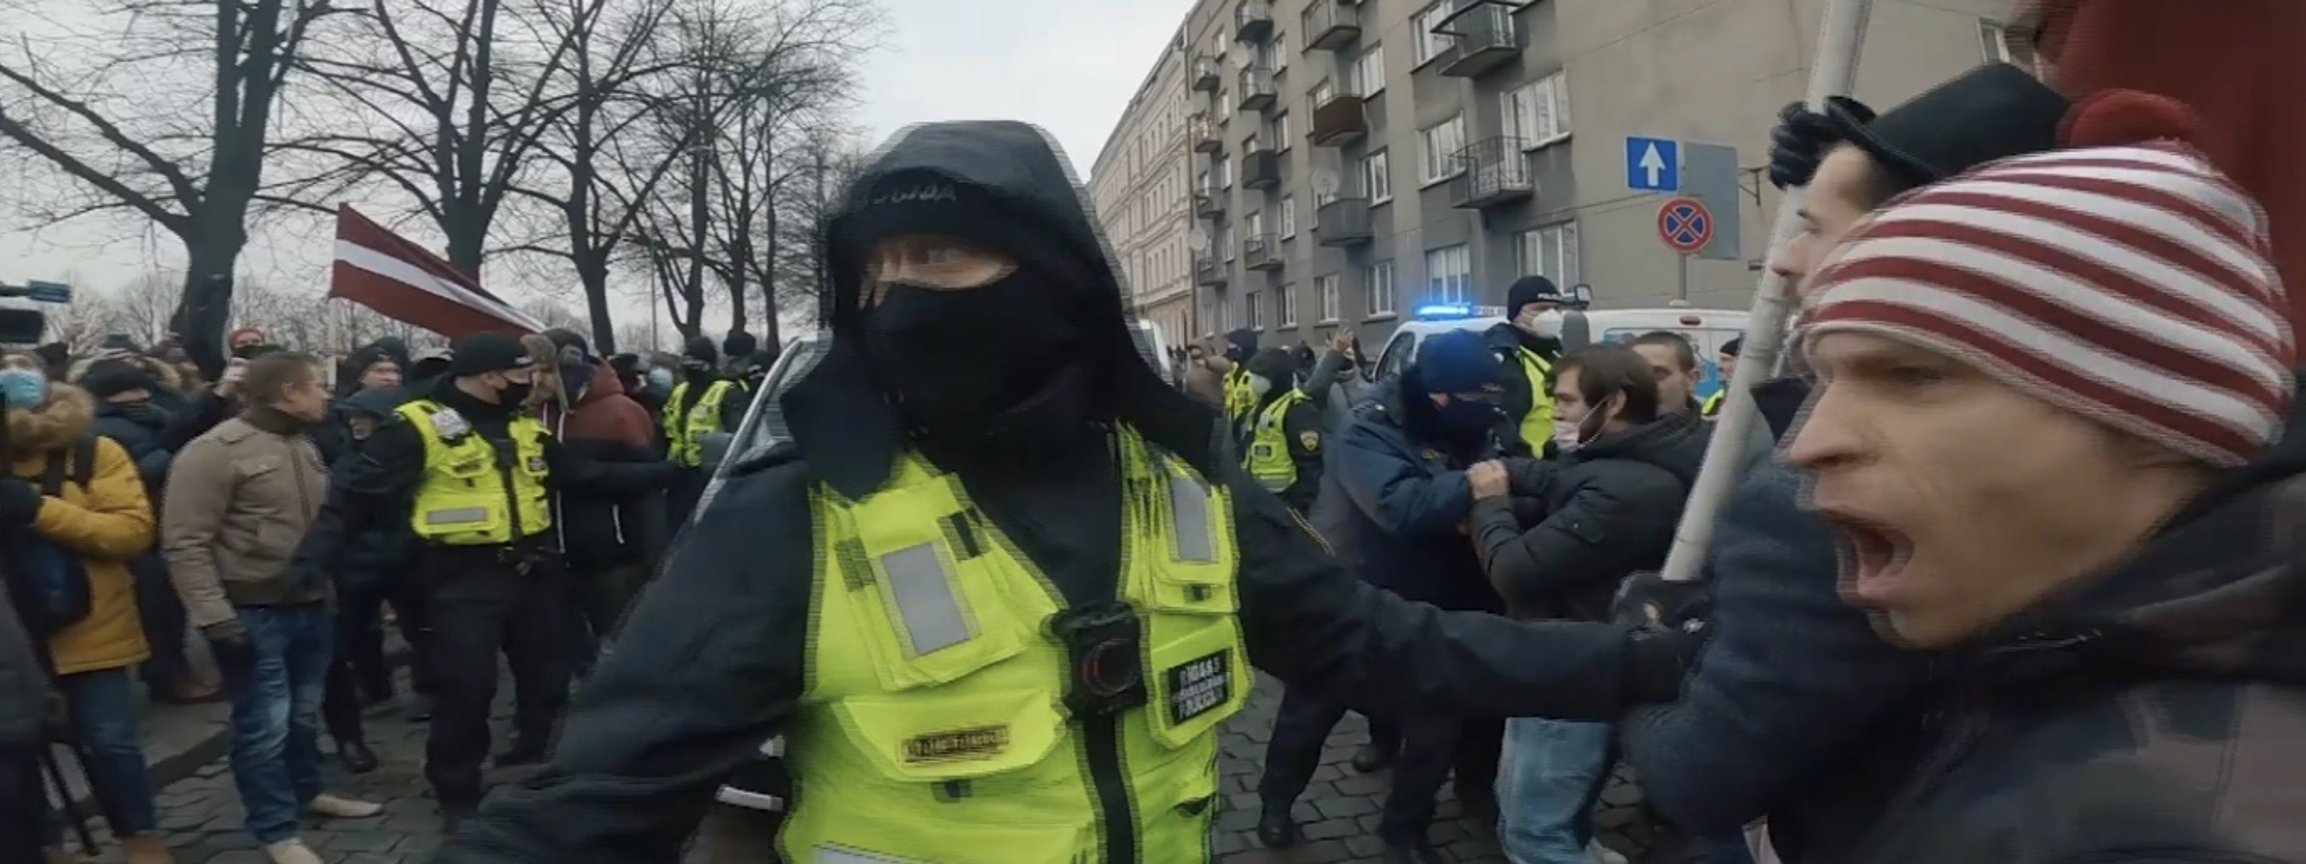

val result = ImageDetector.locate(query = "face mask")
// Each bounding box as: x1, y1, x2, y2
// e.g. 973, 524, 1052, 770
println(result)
646, 368, 673, 391
0, 369, 46, 408
1248, 374, 1273, 399
498, 381, 534, 406
863, 277, 1081, 434
1524, 309, 1565, 340
1551, 417, 1584, 452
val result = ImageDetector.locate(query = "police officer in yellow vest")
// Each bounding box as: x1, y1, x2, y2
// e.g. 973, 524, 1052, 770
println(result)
432, 120, 1699, 864
1484, 276, 1570, 457
1219, 327, 1259, 422
323, 332, 676, 829
662, 335, 752, 525
1702, 335, 1742, 418
1235, 347, 1325, 513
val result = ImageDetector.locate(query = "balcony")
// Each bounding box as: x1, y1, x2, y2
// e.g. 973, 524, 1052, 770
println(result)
1236, 1, 1274, 42
1308, 84, 1368, 146
1191, 55, 1222, 91
1244, 234, 1284, 272
1189, 112, 1221, 152
1194, 187, 1226, 217
1449, 137, 1535, 209
1195, 255, 1228, 288
1242, 147, 1281, 190
1238, 67, 1277, 112
1315, 197, 1373, 246
1435, 1, 1523, 78
1302, 0, 1361, 51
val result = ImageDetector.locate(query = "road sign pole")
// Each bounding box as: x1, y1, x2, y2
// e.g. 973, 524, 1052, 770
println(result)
1677, 253, 1690, 303
1659, 0, 1874, 585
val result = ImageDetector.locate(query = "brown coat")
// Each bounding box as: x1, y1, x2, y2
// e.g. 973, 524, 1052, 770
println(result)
159, 415, 329, 628
8, 384, 158, 675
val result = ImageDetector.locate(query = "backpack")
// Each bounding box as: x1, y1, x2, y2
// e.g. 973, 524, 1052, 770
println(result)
13, 436, 99, 635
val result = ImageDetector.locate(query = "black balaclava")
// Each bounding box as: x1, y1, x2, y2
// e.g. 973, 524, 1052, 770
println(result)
1244, 348, 1299, 410
838, 169, 1093, 445
1223, 328, 1258, 365
680, 336, 719, 382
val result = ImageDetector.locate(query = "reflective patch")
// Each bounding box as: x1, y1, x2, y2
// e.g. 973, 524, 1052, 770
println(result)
1298, 431, 1321, 452
713, 786, 785, 812
428, 409, 471, 438
1166, 473, 1215, 563
880, 542, 970, 655
526, 455, 547, 473
814, 846, 931, 864
421, 507, 490, 525
1164, 649, 1232, 724
902, 725, 1009, 763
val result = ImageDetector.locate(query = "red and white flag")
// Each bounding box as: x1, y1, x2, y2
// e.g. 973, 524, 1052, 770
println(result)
331, 205, 544, 338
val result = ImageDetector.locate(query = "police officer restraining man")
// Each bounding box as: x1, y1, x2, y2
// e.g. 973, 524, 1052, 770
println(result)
319, 333, 675, 829
430, 121, 1696, 864
1485, 276, 1571, 457
1236, 347, 1325, 514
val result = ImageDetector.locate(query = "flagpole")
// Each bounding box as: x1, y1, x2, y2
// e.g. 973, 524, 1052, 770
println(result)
1657, 0, 1873, 584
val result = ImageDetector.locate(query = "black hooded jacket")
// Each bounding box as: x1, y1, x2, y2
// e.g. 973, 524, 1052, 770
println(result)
1471, 412, 1706, 619
433, 122, 1689, 863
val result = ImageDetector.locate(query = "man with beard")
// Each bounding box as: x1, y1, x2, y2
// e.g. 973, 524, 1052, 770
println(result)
661, 336, 752, 525
428, 121, 1698, 864
1485, 276, 1571, 456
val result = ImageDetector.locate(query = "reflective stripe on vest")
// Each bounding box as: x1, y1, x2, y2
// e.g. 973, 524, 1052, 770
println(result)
1514, 347, 1556, 449
1701, 391, 1725, 418
1223, 368, 1255, 421
784, 423, 1248, 864
394, 399, 553, 545
1243, 388, 1310, 493
663, 379, 740, 467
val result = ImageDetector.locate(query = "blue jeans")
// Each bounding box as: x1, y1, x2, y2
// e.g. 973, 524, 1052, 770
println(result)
1497, 718, 1613, 864
219, 604, 334, 844
41, 667, 161, 843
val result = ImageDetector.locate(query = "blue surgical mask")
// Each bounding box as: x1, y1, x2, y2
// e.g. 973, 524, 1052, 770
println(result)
645, 368, 673, 395
0, 369, 46, 408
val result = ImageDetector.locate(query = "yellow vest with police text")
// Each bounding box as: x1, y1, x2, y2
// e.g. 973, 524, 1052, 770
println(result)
394, 400, 553, 545
1514, 347, 1556, 450
1243, 389, 1310, 494
1223, 367, 1255, 422
783, 424, 1250, 864
664, 378, 741, 467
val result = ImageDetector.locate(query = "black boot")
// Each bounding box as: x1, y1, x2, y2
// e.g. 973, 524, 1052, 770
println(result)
1352, 743, 1394, 773
1254, 800, 1298, 848
1380, 834, 1446, 864
337, 739, 379, 774
495, 740, 548, 767
440, 800, 479, 835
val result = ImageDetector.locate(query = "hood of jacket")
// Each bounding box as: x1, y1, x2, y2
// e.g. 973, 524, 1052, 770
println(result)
337, 385, 407, 420
780, 120, 1218, 496
1570, 411, 1707, 485
6, 382, 93, 454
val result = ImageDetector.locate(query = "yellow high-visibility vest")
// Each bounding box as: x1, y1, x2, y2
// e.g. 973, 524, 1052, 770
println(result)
1243, 388, 1312, 493
1513, 347, 1556, 450
664, 378, 741, 467
1223, 367, 1255, 422
394, 399, 552, 545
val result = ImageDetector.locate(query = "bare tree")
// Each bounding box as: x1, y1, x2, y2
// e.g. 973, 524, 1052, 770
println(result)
112, 271, 183, 346
42, 296, 116, 354
517, 297, 589, 334
0, 0, 341, 371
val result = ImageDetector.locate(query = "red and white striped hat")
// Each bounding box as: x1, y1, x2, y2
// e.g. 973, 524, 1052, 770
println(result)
1799, 108, 2294, 467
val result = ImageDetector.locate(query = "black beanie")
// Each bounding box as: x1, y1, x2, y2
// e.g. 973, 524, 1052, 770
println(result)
1505, 276, 1570, 320
78, 358, 157, 400
682, 336, 719, 366
723, 330, 758, 359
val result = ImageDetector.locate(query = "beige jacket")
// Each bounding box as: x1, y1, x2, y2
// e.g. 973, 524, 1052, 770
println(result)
160, 414, 330, 628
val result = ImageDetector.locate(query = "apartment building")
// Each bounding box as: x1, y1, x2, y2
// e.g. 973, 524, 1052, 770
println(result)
1141, 0, 2038, 350
1088, 31, 1200, 349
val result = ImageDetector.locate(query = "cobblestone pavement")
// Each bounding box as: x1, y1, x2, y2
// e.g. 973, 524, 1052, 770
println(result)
72, 671, 1673, 863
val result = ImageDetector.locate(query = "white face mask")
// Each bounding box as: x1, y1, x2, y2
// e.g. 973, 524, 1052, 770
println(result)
1248, 374, 1273, 398
1524, 309, 1565, 340
1551, 417, 1583, 452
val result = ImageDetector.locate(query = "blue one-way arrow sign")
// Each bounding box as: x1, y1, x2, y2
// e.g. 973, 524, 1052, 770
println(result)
1625, 136, 1679, 192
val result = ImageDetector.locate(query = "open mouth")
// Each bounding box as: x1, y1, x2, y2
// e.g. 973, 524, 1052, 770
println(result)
1821, 510, 1915, 601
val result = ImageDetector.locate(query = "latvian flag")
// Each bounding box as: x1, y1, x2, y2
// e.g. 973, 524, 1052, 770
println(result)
330, 205, 545, 338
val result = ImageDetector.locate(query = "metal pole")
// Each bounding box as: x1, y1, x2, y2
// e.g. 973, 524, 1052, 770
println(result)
1657, 0, 1873, 584
1676, 253, 1690, 303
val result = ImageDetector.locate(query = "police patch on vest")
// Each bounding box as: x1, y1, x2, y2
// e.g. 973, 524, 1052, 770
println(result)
902, 725, 1009, 763
1164, 650, 1232, 724
526, 455, 547, 473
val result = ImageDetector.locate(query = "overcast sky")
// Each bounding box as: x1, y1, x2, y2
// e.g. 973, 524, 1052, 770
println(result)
0, 0, 1191, 348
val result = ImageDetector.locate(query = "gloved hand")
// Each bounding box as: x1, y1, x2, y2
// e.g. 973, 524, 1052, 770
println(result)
1612, 570, 1713, 634
0, 476, 44, 526
202, 619, 255, 670
1766, 96, 1877, 190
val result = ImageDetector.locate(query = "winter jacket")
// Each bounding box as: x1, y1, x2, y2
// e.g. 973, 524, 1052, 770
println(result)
305, 387, 414, 594
1312, 380, 1501, 612
1470, 411, 1705, 620
160, 413, 331, 627
8, 385, 157, 675
86, 401, 178, 495
1617, 377, 1937, 845
540, 363, 668, 565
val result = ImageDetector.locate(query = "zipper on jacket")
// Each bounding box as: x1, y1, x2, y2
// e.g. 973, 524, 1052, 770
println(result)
1085, 716, 1138, 864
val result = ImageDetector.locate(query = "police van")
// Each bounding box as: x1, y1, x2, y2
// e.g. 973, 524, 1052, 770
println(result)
1367, 303, 1749, 402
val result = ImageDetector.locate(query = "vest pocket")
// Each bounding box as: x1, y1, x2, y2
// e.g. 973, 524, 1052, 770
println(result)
1143, 472, 1235, 615
824, 689, 1065, 784
1142, 618, 1248, 748
796, 822, 1086, 864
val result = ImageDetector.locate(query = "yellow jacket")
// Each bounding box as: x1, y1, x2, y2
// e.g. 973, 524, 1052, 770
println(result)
9, 384, 157, 675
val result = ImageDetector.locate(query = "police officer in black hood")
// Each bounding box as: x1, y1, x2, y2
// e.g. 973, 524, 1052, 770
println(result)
1236, 347, 1325, 514
431, 121, 1697, 864
662, 336, 751, 525
1485, 275, 1573, 457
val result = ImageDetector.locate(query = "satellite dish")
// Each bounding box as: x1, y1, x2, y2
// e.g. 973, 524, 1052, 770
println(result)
1189, 229, 1210, 252
1228, 43, 1251, 68
1311, 168, 1341, 197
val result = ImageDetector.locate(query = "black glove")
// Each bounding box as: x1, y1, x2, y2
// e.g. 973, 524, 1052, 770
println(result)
202, 620, 256, 670
0, 476, 43, 526
1766, 96, 1877, 190
1612, 570, 1713, 633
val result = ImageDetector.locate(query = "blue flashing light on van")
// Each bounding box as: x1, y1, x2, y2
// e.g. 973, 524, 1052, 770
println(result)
1413, 303, 1479, 320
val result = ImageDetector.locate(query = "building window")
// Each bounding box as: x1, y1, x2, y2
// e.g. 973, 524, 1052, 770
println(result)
1277, 283, 1298, 326
1280, 196, 1297, 239
1215, 155, 1232, 188
1516, 223, 1581, 288
1245, 290, 1264, 329
1271, 112, 1291, 149
1419, 115, 1466, 185
1365, 260, 1396, 316
1978, 19, 2038, 70
1425, 244, 1471, 303
1217, 89, 1233, 118
1412, 1, 1456, 67
1219, 224, 1236, 261
1316, 274, 1342, 322
1362, 150, 1392, 203
1269, 33, 1288, 73
1353, 44, 1385, 95
1503, 72, 1571, 147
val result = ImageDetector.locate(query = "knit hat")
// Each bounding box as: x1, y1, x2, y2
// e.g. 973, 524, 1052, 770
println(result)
447, 333, 535, 376
1799, 93, 2294, 467
76, 358, 157, 399
1505, 275, 1570, 320
1411, 330, 1499, 395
